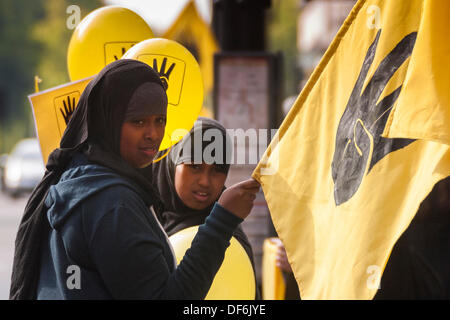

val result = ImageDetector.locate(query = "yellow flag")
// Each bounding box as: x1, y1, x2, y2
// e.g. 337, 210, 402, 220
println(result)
163, 0, 218, 94
29, 77, 94, 164
253, 0, 450, 299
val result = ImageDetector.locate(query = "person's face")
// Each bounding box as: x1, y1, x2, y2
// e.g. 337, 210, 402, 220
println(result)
120, 114, 166, 168
174, 163, 227, 210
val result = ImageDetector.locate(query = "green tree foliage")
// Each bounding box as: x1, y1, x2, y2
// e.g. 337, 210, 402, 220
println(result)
0, 0, 44, 152
267, 0, 302, 99
33, 0, 102, 90
0, 0, 101, 153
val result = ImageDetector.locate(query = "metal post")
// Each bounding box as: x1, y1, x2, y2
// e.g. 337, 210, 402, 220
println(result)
212, 0, 271, 51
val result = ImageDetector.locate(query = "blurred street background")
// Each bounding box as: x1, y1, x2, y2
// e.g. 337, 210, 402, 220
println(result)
0, 192, 27, 299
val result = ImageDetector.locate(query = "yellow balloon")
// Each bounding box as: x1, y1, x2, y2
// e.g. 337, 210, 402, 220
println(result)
67, 6, 154, 81
169, 226, 255, 300
122, 38, 204, 150
199, 106, 214, 119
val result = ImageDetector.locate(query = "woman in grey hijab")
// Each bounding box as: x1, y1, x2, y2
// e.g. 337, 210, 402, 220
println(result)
152, 117, 261, 299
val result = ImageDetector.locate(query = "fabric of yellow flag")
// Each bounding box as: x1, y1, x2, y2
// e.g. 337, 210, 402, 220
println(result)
163, 0, 218, 94
253, 0, 450, 299
29, 77, 93, 164
383, 0, 450, 145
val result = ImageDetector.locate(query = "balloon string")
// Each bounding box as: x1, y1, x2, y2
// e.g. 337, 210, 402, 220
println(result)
152, 145, 172, 163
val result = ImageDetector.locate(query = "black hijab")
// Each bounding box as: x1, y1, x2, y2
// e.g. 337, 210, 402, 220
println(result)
151, 117, 232, 236
151, 117, 261, 299
10, 59, 167, 300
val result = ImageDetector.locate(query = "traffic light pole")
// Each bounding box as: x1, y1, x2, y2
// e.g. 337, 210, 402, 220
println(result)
212, 0, 271, 51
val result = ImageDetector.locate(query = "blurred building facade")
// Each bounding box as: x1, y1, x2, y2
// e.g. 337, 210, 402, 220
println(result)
297, 0, 356, 88
282, 0, 355, 117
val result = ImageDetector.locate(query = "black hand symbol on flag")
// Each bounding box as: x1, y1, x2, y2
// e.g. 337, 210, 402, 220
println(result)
60, 95, 76, 125
331, 29, 417, 206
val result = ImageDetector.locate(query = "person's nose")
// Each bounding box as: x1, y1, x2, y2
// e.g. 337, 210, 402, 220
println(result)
144, 123, 158, 141
197, 171, 211, 188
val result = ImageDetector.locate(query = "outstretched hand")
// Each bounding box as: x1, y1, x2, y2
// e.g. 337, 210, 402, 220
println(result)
218, 178, 260, 220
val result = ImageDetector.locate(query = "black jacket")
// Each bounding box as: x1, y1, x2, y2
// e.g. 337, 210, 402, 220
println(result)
36, 154, 242, 299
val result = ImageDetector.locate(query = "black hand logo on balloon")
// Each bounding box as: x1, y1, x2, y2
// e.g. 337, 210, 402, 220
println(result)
113, 47, 127, 61
60, 95, 76, 125
331, 29, 417, 206
153, 57, 175, 91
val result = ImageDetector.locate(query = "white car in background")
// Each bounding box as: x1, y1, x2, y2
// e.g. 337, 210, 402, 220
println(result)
3, 138, 45, 197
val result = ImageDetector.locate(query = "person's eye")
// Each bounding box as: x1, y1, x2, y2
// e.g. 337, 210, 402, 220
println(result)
156, 116, 166, 125
212, 165, 227, 175
188, 164, 200, 170
131, 119, 145, 126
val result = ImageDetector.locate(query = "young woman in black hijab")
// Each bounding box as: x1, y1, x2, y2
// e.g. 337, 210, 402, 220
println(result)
151, 117, 260, 298
9, 59, 260, 299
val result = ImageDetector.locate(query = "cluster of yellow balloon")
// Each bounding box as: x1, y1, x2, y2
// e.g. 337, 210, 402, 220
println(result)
67, 6, 154, 81
169, 226, 256, 300
67, 6, 204, 152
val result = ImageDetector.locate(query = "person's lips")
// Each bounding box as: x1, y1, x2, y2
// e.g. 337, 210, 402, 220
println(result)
139, 145, 158, 157
192, 191, 210, 202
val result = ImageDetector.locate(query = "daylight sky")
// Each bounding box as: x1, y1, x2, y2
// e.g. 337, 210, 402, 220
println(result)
103, 0, 212, 34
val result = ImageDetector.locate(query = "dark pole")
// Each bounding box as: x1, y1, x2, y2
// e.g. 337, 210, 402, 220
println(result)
212, 0, 271, 51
